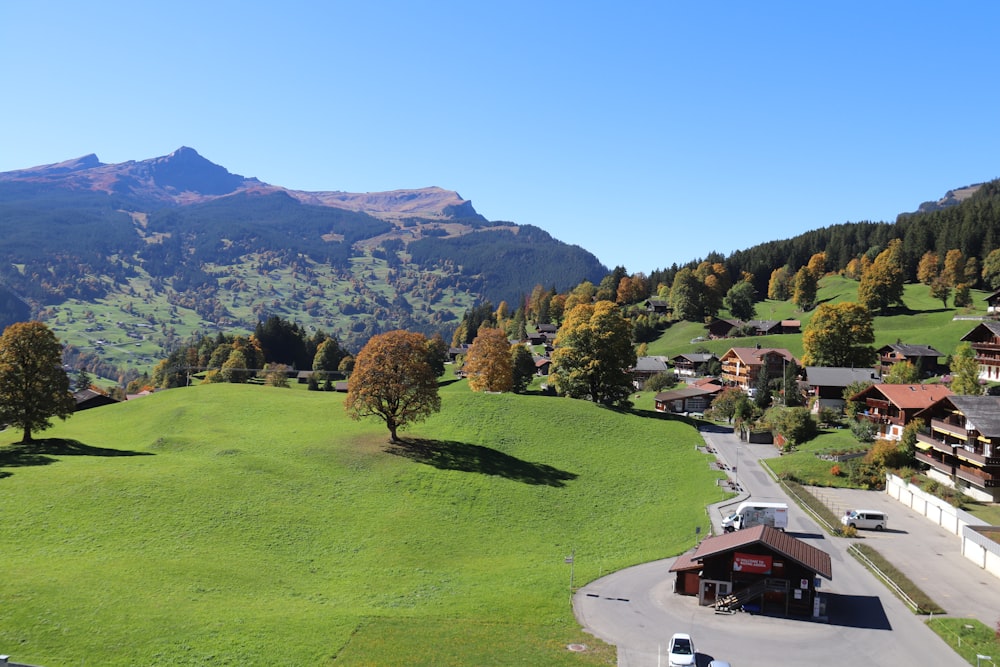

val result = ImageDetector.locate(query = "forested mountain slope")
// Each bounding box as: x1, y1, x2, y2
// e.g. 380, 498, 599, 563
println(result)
0, 149, 607, 379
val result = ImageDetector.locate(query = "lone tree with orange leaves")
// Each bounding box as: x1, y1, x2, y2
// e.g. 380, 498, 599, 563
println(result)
464, 327, 513, 393
0, 321, 76, 443
345, 330, 441, 442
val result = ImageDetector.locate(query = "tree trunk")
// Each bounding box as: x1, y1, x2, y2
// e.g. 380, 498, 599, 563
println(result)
388, 422, 399, 443
21, 427, 33, 443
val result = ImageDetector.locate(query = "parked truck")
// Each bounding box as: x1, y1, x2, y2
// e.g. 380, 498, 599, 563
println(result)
721, 501, 788, 533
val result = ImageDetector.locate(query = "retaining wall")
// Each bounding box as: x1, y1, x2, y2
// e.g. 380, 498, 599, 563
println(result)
885, 473, 1000, 577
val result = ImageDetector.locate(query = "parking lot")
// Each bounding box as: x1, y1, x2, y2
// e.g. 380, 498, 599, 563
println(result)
574, 425, 992, 666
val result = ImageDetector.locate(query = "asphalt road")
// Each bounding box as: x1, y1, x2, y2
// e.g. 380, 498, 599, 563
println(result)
573, 424, 973, 667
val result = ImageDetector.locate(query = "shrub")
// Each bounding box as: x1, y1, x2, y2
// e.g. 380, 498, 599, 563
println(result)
643, 371, 677, 393
850, 420, 877, 443
830, 464, 842, 477
841, 524, 858, 538
848, 458, 885, 489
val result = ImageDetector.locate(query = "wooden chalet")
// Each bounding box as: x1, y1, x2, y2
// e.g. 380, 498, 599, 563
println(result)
643, 298, 671, 315
719, 346, 797, 390
914, 395, 1000, 502
73, 388, 119, 411
986, 287, 1000, 315
960, 321, 1000, 382
671, 352, 717, 377
670, 525, 832, 618
631, 355, 671, 389
654, 382, 722, 414
849, 383, 953, 441
706, 319, 800, 339
804, 367, 881, 413
876, 342, 942, 377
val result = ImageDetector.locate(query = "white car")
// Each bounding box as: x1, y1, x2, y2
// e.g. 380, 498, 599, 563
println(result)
667, 632, 696, 667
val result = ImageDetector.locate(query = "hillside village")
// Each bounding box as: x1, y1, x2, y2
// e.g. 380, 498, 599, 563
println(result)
4, 157, 1000, 664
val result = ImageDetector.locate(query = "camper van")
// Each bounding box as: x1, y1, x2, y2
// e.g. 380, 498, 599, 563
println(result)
840, 509, 888, 531
721, 501, 788, 533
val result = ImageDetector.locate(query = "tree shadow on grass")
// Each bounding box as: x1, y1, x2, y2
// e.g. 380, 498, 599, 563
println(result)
386, 437, 577, 487
0, 438, 153, 471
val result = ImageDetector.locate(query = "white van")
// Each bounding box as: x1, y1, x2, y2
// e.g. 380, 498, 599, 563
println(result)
840, 509, 887, 531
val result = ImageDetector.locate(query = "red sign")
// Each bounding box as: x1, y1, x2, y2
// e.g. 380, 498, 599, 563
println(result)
733, 552, 772, 574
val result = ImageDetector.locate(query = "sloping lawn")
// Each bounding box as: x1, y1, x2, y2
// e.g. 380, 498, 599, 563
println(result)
0, 381, 724, 666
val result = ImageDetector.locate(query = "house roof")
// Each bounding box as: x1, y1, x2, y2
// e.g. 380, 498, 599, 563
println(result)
853, 383, 952, 409
946, 396, 1000, 437
722, 347, 796, 365
672, 353, 716, 363
805, 366, 881, 388
781, 320, 800, 328
689, 524, 833, 579
655, 385, 722, 402
668, 549, 703, 573
878, 343, 943, 358
961, 321, 1000, 342
690, 377, 723, 389
633, 356, 670, 373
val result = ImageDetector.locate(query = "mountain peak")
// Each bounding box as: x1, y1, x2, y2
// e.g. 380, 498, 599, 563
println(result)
146, 148, 245, 196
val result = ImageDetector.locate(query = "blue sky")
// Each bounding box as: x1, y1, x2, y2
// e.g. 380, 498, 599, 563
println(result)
3, 1, 999, 275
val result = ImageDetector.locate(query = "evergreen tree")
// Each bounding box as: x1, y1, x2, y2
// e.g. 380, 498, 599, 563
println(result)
75, 368, 93, 392
510, 344, 536, 393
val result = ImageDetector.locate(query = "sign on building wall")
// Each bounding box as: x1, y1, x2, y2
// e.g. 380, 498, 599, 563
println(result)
733, 552, 772, 574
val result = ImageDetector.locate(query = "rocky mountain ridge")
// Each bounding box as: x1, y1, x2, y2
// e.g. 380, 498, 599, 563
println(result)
0, 147, 480, 220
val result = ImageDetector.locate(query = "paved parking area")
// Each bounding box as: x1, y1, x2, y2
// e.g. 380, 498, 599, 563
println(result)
574, 425, 981, 667
807, 485, 1000, 626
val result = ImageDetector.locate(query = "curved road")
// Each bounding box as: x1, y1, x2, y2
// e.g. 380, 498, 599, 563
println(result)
573, 424, 969, 667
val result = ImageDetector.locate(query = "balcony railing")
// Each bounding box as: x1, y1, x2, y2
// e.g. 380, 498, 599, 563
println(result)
954, 446, 1000, 467
955, 466, 999, 488
915, 450, 952, 473
916, 433, 957, 455
930, 418, 968, 438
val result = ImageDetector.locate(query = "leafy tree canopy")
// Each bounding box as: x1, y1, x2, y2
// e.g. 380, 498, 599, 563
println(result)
345, 330, 441, 442
551, 301, 637, 408
0, 321, 75, 442
801, 302, 877, 367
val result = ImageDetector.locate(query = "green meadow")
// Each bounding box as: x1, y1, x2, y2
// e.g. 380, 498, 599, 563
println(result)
0, 380, 725, 666
645, 275, 989, 361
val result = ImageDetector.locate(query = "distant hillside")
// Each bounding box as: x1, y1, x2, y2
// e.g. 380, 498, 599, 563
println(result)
0, 148, 607, 379
711, 179, 1000, 297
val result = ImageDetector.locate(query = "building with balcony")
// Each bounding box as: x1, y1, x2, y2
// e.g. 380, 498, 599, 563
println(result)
849, 383, 953, 441
720, 346, 797, 391
875, 342, 942, 377
804, 366, 881, 414
960, 321, 1000, 382
913, 395, 1000, 502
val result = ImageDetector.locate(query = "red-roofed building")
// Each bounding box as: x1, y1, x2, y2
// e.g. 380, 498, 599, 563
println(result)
669, 525, 832, 618
719, 346, 797, 390
849, 383, 953, 441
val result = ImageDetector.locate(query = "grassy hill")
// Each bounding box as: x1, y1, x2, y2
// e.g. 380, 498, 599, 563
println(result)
645, 274, 990, 361
0, 379, 725, 666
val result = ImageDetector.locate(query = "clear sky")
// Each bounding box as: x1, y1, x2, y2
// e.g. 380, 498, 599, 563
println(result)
3, 2, 999, 275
